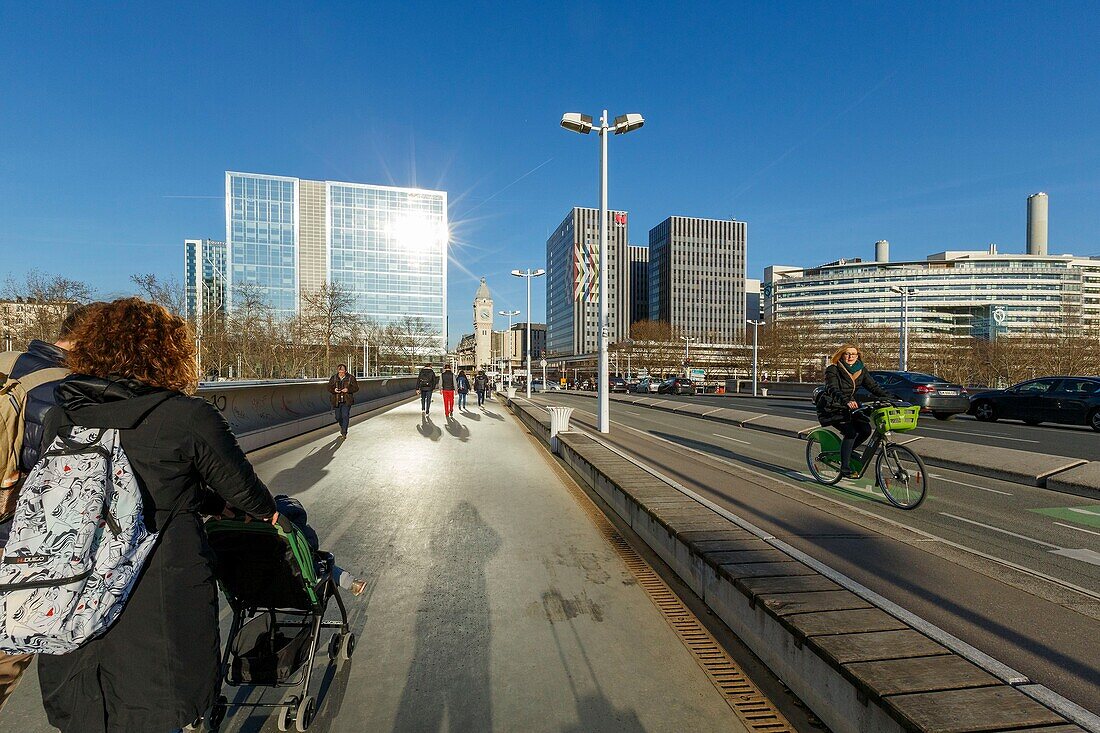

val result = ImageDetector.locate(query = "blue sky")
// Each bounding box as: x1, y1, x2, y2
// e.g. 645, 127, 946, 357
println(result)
2, 2, 1099, 347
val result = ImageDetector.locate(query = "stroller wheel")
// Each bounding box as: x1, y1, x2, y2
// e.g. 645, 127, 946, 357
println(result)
295, 695, 316, 732
277, 695, 298, 732
328, 633, 342, 660
339, 632, 356, 662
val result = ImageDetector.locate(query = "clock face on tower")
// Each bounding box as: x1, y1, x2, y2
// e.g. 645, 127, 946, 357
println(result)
478, 309, 490, 321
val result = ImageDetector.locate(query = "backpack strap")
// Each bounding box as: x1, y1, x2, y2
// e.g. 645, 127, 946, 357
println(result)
0, 351, 19, 376
0, 351, 69, 393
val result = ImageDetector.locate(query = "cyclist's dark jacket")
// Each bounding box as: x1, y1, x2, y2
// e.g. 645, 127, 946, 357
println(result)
817, 364, 892, 425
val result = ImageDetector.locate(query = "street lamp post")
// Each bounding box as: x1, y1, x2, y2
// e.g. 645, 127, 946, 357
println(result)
499, 309, 520, 386
680, 336, 697, 377
561, 109, 645, 432
511, 269, 545, 399
889, 286, 916, 371
747, 320, 764, 396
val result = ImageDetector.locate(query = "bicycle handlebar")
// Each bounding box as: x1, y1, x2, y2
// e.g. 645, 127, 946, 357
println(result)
851, 399, 911, 414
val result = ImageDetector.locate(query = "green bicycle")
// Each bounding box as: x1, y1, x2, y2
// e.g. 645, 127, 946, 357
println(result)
805, 402, 929, 509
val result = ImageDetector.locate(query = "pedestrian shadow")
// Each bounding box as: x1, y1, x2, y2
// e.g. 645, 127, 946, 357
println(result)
266, 438, 343, 496
481, 409, 505, 421
460, 408, 481, 421
445, 415, 471, 442
392, 502, 501, 732
417, 414, 442, 441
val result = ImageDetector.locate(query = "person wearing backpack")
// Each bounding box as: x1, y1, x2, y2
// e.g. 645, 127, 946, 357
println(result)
440, 363, 456, 417
473, 370, 489, 408
416, 362, 438, 415
6, 298, 278, 733
456, 369, 471, 412
0, 302, 99, 712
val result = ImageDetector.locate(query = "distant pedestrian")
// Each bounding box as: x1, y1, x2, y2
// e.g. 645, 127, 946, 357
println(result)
456, 369, 471, 411
441, 364, 456, 417
473, 370, 489, 408
328, 364, 359, 438
417, 363, 438, 415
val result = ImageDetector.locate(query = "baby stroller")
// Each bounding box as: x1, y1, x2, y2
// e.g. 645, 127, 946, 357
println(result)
201, 517, 354, 732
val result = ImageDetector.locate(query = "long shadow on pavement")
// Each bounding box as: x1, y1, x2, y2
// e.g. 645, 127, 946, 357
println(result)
266, 438, 344, 496
416, 415, 442, 441
445, 415, 470, 441
391, 502, 501, 732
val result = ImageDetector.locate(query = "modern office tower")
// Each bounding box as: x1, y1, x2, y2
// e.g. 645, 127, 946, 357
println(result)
225, 171, 448, 353
648, 216, 747, 342
546, 207, 630, 357
184, 238, 228, 324
764, 243, 1100, 338
745, 278, 761, 322
473, 277, 494, 370
628, 245, 649, 325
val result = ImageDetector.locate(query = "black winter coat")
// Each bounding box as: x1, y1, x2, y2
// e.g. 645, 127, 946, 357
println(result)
473, 375, 489, 392
9, 340, 69, 474
37, 375, 276, 733
816, 364, 894, 425
441, 370, 456, 390
417, 367, 438, 391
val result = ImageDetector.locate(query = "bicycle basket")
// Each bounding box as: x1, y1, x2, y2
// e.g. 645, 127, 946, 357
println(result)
873, 405, 920, 433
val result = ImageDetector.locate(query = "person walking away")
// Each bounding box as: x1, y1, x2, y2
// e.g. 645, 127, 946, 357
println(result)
30, 298, 278, 733
327, 364, 359, 438
816, 344, 895, 478
440, 364, 456, 417
456, 369, 471, 411
473, 370, 489, 408
417, 363, 438, 415
0, 303, 99, 712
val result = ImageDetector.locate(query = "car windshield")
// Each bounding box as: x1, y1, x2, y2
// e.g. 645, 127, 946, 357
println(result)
903, 373, 942, 384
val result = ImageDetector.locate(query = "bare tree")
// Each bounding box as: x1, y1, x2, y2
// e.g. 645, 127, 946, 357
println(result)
131, 273, 186, 317
2, 270, 95, 347
300, 282, 361, 369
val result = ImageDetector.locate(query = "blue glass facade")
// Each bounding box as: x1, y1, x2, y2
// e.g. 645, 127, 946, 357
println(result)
328, 183, 447, 351
184, 238, 227, 322
226, 173, 298, 318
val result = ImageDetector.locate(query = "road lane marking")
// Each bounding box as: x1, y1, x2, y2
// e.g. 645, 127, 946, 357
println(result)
939, 513, 1061, 549
1049, 548, 1100, 567
1069, 507, 1100, 517
1053, 522, 1100, 538
711, 433, 751, 445
929, 474, 1013, 496
918, 427, 1040, 443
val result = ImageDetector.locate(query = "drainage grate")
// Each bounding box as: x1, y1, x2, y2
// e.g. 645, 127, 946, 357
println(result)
529, 433, 797, 732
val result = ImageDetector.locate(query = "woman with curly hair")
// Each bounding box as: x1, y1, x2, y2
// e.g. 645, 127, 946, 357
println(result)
35, 298, 277, 733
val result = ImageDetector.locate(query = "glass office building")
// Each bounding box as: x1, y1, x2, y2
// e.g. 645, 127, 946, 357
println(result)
184, 238, 228, 325
225, 172, 448, 353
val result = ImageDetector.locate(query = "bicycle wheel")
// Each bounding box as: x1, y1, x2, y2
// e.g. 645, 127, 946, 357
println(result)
806, 433, 843, 485
875, 444, 928, 509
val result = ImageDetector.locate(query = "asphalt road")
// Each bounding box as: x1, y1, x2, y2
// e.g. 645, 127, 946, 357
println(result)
536, 392, 1100, 713
604, 391, 1099, 460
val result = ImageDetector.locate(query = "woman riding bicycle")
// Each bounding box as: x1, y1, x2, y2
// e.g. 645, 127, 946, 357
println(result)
816, 344, 895, 478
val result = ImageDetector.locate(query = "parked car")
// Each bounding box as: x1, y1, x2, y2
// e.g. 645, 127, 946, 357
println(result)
657, 377, 695, 395
608, 376, 629, 393
968, 376, 1100, 431
856, 371, 970, 420
630, 377, 660, 394
530, 379, 561, 392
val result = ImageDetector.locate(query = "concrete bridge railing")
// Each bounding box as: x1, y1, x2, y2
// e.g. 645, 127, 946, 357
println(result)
198, 376, 417, 452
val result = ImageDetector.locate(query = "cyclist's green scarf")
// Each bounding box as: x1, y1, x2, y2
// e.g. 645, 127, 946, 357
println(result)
844, 359, 864, 375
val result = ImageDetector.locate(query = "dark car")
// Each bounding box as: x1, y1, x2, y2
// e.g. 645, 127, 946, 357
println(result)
657, 377, 695, 395
968, 376, 1100, 431
608, 376, 629, 393
857, 371, 971, 420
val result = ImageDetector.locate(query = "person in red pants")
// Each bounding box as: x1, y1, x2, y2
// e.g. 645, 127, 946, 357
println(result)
440, 363, 456, 417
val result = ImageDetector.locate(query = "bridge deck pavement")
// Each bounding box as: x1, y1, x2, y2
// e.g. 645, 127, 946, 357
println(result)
3, 397, 746, 733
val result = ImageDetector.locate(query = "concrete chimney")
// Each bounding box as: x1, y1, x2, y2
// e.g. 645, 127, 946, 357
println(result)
875, 240, 890, 262
1027, 192, 1048, 256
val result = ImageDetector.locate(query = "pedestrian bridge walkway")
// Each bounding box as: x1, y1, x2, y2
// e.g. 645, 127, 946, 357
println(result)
3, 396, 754, 732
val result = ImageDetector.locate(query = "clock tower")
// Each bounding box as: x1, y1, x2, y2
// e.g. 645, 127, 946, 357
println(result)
473, 277, 494, 370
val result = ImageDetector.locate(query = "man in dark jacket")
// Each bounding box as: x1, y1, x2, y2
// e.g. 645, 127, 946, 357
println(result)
327, 364, 359, 438
0, 303, 97, 712
817, 344, 895, 477
473, 370, 489, 408
417, 363, 438, 415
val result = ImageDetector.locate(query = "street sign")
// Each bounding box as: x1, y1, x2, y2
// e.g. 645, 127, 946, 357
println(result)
540, 359, 548, 368
689, 368, 706, 382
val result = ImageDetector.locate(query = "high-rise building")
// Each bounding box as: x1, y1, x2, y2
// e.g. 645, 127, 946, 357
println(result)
225, 171, 448, 353
648, 216, 747, 342
545, 207, 630, 357
184, 238, 228, 325
473, 277, 494, 369
629, 245, 649, 325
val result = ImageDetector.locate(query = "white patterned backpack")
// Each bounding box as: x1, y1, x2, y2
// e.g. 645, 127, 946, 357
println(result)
0, 426, 158, 654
